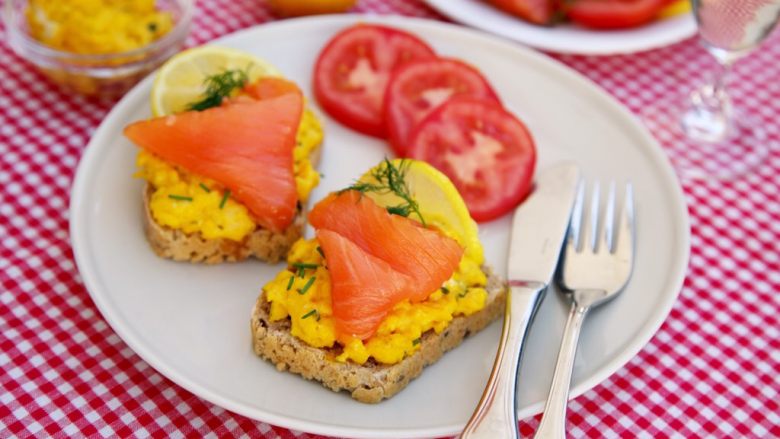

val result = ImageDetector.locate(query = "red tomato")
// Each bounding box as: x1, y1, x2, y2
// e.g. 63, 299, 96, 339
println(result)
384, 57, 500, 156
565, 0, 672, 29
487, 0, 554, 24
407, 96, 536, 222
313, 24, 436, 137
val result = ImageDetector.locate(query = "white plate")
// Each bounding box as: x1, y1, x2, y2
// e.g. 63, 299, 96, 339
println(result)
424, 0, 697, 55
70, 15, 689, 439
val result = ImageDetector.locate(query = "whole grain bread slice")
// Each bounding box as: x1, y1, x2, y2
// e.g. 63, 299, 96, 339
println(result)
250, 266, 507, 403
141, 146, 321, 264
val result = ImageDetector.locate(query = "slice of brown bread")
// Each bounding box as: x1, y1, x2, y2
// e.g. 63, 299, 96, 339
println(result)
250, 266, 507, 403
141, 146, 321, 264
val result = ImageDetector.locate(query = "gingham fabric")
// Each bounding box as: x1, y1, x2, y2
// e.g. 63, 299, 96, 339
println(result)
1, 1, 778, 437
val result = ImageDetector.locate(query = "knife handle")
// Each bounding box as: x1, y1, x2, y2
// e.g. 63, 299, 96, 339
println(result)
460, 281, 546, 439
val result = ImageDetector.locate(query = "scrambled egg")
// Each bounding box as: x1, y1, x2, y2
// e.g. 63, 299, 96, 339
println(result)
135, 108, 323, 241
264, 238, 489, 365
26, 0, 173, 54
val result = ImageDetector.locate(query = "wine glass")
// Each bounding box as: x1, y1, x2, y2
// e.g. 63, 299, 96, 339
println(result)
642, 0, 780, 179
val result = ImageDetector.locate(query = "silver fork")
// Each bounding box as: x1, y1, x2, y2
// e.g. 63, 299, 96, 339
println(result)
534, 181, 635, 439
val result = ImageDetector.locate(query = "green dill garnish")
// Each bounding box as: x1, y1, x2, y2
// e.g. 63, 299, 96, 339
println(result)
293, 262, 318, 278
316, 246, 325, 258
412, 338, 421, 346
168, 194, 193, 201
199, 183, 211, 193
286, 275, 295, 291
292, 262, 319, 270
147, 22, 158, 33
301, 309, 318, 320
386, 205, 411, 217
187, 68, 250, 112
297, 277, 316, 295
342, 158, 426, 226
219, 189, 231, 209
458, 290, 468, 299
441, 286, 450, 295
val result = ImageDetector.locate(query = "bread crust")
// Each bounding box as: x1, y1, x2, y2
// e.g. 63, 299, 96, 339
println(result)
141, 146, 321, 264
250, 267, 507, 403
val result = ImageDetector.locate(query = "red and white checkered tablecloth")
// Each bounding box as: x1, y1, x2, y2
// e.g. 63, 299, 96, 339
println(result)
1, 0, 778, 437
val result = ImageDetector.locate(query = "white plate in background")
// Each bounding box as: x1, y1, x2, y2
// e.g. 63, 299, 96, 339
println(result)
424, 0, 696, 55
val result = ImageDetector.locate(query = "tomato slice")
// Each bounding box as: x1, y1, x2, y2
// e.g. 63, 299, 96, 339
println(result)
384, 57, 500, 156
565, 0, 673, 29
313, 24, 436, 138
407, 96, 536, 222
486, 0, 555, 24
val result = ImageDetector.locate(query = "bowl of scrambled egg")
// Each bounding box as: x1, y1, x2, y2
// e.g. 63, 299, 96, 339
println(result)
3, 0, 194, 97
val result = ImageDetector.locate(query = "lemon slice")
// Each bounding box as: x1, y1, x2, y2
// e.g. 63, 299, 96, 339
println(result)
150, 46, 283, 116
359, 159, 483, 262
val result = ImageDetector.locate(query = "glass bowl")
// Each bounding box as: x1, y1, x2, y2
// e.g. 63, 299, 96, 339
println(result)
3, 0, 194, 97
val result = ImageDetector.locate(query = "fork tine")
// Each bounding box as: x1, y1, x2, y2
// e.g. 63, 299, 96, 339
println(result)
603, 181, 616, 252
568, 179, 586, 251
584, 181, 600, 252
614, 183, 635, 260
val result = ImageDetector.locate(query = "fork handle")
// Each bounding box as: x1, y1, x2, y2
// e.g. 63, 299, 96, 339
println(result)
534, 298, 592, 439
460, 282, 546, 439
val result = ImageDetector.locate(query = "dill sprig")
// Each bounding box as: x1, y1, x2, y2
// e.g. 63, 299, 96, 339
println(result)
219, 189, 231, 209
187, 68, 250, 112
301, 309, 319, 320
292, 262, 319, 270
168, 194, 193, 201
343, 158, 426, 226
292, 262, 318, 278
297, 277, 316, 295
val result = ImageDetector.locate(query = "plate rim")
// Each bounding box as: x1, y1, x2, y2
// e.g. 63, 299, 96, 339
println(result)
423, 0, 697, 55
70, 14, 690, 438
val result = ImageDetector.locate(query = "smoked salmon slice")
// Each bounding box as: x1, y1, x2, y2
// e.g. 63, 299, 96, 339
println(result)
124, 92, 303, 232
316, 229, 415, 340
243, 77, 302, 101
310, 190, 464, 302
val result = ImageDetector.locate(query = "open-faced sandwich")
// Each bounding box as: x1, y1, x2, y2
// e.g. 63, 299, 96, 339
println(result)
124, 47, 322, 264
251, 159, 507, 403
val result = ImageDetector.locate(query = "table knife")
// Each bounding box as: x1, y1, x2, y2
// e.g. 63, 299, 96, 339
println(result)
460, 162, 581, 439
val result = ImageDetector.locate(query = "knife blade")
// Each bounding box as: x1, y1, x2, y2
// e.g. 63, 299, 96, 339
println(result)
508, 162, 582, 285
461, 162, 581, 439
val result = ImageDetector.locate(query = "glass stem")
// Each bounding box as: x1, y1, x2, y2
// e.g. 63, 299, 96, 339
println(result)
681, 59, 734, 143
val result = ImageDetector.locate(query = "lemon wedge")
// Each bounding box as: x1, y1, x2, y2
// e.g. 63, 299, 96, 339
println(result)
359, 159, 483, 263
658, 0, 691, 18
150, 46, 282, 116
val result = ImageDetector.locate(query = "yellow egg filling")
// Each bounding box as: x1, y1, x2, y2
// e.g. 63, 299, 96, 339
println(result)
135, 108, 323, 241
264, 238, 488, 365
26, 0, 174, 55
